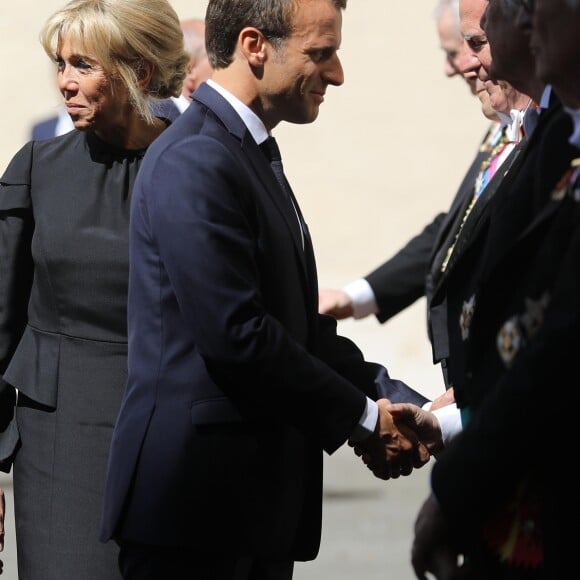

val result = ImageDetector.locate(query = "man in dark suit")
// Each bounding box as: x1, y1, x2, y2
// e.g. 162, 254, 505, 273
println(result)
100, 1, 430, 578
317, 0, 488, 326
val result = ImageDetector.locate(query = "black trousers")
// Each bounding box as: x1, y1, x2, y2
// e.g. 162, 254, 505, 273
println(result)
118, 542, 294, 580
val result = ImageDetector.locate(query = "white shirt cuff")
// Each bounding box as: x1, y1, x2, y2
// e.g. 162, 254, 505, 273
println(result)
349, 397, 378, 442
429, 403, 462, 446
343, 279, 379, 319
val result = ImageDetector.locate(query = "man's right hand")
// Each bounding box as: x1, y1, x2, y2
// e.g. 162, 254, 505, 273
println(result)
318, 289, 354, 319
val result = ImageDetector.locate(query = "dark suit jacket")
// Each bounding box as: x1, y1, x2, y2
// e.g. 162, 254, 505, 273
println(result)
366, 212, 446, 322
365, 125, 497, 325
364, 124, 497, 390
434, 96, 564, 398
100, 82, 424, 559
426, 115, 540, 388
431, 105, 579, 575
150, 98, 181, 122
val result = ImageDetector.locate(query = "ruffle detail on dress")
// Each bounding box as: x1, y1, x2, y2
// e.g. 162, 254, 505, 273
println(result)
3, 325, 61, 408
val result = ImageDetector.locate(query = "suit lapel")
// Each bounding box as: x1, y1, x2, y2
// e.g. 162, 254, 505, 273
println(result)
192, 83, 314, 301
478, 101, 571, 281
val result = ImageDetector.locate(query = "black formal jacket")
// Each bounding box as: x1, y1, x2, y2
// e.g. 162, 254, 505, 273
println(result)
365, 123, 498, 325
100, 83, 425, 559
432, 104, 580, 575
426, 108, 551, 387
433, 95, 565, 397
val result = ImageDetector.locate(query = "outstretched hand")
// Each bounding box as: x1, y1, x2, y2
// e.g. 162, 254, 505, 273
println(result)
352, 399, 430, 480
318, 289, 354, 320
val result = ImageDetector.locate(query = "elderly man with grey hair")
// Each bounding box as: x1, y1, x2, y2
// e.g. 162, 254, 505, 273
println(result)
408, 0, 580, 577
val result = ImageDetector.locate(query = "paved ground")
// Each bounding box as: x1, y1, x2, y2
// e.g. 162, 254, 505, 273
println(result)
0, 448, 433, 580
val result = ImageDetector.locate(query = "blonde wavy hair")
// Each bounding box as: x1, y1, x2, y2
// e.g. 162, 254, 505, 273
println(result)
40, 0, 190, 124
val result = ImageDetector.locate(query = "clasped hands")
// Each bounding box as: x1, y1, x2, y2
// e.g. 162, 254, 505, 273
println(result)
351, 396, 447, 480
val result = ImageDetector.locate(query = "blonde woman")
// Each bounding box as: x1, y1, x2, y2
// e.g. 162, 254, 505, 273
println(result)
0, 0, 188, 577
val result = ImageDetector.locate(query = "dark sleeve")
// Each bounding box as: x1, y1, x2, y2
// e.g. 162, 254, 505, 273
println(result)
366, 213, 446, 323
430, 223, 580, 547
315, 313, 429, 406
0, 142, 35, 470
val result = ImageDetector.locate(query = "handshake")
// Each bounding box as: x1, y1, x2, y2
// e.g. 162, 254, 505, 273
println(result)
351, 392, 452, 480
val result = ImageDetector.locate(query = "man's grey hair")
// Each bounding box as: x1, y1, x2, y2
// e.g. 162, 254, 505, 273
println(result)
433, 0, 460, 25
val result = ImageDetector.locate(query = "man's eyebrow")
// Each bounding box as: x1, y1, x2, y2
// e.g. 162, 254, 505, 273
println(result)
463, 33, 485, 40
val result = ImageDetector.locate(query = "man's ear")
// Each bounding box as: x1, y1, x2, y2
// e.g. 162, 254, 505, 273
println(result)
239, 27, 267, 67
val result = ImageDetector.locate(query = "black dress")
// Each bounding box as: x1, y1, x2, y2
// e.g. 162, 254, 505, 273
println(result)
0, 129, 148, 579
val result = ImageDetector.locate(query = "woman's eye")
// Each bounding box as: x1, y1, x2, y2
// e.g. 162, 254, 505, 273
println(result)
75, 59, 92, 70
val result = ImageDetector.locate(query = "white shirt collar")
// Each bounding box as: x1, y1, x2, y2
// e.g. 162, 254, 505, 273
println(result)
497, 108, 525, 143
170, 94, 191, 114
206, 79, 269, 145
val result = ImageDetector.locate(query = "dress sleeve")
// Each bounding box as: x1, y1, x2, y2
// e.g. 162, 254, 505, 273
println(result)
0, 141, 35, 470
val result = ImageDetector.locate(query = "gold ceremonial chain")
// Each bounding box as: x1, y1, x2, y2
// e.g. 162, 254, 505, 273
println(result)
440, 133, 510, 273
440, 196, 477, 273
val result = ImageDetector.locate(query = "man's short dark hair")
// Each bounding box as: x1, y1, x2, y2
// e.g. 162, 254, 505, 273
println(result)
205, 0, 347, 69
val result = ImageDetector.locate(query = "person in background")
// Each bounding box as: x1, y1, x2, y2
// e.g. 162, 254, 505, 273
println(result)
377, 0, 563, 455
351, 0, 543, 473
437, 0, 476, 93
156, 17, 213, 119
0, 0, 189, 578
100, 0, 432, 578
318, 0, 498, 327
180, 18, 213, 99
319, 0, 528, 437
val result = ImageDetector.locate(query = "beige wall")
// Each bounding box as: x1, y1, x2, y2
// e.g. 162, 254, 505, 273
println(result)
0, 0, 489, 399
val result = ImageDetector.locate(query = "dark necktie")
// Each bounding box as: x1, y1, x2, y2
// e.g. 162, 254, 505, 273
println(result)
260, 136, 305, 249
